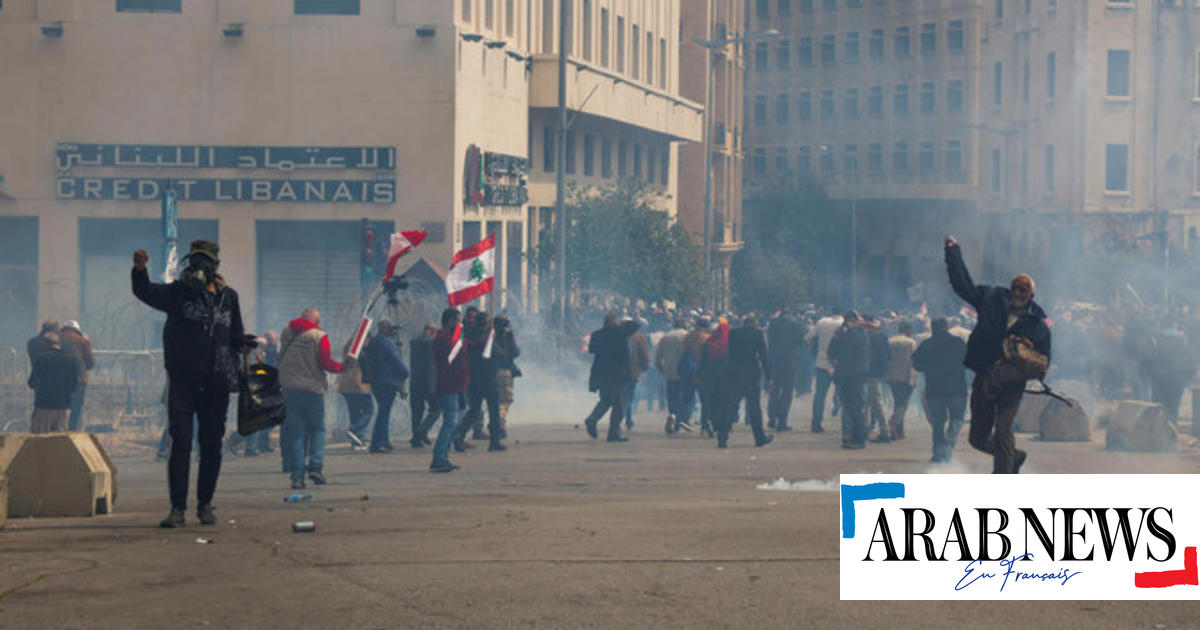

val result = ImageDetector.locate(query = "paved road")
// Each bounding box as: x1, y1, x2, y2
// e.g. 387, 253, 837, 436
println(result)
2, 410, 1199, 629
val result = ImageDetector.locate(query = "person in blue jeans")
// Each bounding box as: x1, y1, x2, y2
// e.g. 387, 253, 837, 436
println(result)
361, 320, 410, 454
431, 308, 475, 473
277, 309, 345, 489
338, 334, 374, 451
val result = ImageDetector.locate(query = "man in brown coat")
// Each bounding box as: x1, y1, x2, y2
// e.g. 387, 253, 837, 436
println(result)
59, 321, 95, 431
625, 320, 651, 430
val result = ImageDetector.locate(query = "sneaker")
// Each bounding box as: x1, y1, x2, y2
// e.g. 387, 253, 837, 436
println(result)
776, 424, 793, 432
488, 441, 507, 452
664, 416, 675, 435
676, 420, 694, 432
409, 437, 425, 449
291, 479, 306, 490
369, 444, 394, 454
755, 435, 775, 448
308, 470, 327, 486
159, 507, 185, 528
196, 504, 217, 526
606, 435, 629, 443
584, 420, 599, 439
841, 442, 866, 450
811, 425, 825, 434
346, 430, 367, 448
430, 461, 460, 473
1014, 450, 1028, 474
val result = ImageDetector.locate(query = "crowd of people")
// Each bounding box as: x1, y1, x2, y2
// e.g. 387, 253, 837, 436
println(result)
21, 235, 1200, 528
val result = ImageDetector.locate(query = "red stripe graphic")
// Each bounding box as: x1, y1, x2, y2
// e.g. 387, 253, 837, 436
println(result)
448, 277, 494, 306
451, 233, 496, 266
1135, 546, 1198, 588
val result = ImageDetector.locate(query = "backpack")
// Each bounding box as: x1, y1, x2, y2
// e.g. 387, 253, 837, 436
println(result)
677, 348, 698, 382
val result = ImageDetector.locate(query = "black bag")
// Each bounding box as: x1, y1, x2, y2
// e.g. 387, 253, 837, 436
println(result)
237, 357, 287, 436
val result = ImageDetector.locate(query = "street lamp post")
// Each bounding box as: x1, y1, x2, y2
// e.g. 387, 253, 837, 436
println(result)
693, 28, 778, 311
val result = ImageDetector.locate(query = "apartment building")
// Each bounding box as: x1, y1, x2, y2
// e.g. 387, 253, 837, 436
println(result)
743, 0, 985, 309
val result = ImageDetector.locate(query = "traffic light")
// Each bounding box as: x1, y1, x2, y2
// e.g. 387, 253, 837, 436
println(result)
361, 218, 377, 288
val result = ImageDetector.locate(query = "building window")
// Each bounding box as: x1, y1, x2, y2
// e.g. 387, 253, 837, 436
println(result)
776, 94, 790, 124
777, 39, 791, 70
820, 89, 836, 119
582, 0, 593, 61
543, 0, 554, 52
948, 19, 964, 53
485, 0, 494, 30
797, 146, 812, 174
583, 134, 595, 176
868, 143, 883, 172
798, 91, 813, 120
660, 149, 669, 185
779, 0, 791, 17
659, 38, 667, 89
894, 26, 911, 58
919, 142, 935, 171
775, 147, 790, 173
893, 142, 909, 172
920, 23, 936, 56
992, 148, 1002, 192
893, 84, 910, 117
118, 0, 182, 11
294, 0, 358, 15
1045, 144, 1054, 191
845, 31, 860, 62
844, 144, 859, 177
756, 0, 769, 19
646, 31, 655, 86
632, 144, 642, 179
543, 126, 555, 172
948, 79, 964, 113
1048, 0, 1057, 15
994, 61, 1003, 106
1047, 52, 1056, 100
868, 86, 884, 118
869, 29, 884, 60
946, 140, 963, 171
753, 149, 767, 175
505, 0, 514, 36
565, 131, 576, 174
618, 140, 628, 177
462, 0, 471, 21
820, 148, 835, 174
821, 35, 836, 65
600, 9, 610, 67
1022, 60, 1030, 103
1021, 150, 1028, 191
755, 42, 769, 72
798, 37, 814, 66
754, 95, 768, 125
823, 0, 837, 9
1105, 144, 1128, 191
1107, 50, 1131, 97
601, 138, 613, 177
616, 17, 625, 72
631, 25, 640, 79
843, 88, 859, 119
800, 0, 814, 13
647, 146, 657, 182
995, 0, 1004, 20
920, 82, 935, 115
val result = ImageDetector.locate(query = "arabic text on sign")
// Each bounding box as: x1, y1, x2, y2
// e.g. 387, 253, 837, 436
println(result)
56, 144, 396, 171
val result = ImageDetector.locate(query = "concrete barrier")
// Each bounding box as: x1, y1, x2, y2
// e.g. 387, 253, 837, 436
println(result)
0, 433, 117, 518
1106, 400, 1177, 453
1014, 394, 1052, 433
1039, 395, 1091, 442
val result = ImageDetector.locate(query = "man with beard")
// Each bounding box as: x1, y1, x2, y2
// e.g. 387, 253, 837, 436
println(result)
945, 236, 1051, 474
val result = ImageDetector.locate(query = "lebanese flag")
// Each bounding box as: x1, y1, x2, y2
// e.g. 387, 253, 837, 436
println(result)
382, 230, 427, 282
447, 323, 464, 364
446, 234, 496, 306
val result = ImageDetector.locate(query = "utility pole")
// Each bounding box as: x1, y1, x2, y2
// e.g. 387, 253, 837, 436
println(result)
555, 0, 568, 327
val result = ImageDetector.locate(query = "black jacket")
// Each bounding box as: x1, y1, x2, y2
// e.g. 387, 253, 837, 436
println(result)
728, 326, 771, 388
466, 323, 498, 394
912, 331, 969, 398
868, 329, 891, 379
409, 335, 437, 395
27, 348, 79, 409
828, 325, 870, 381
492, 331, 520, 374
946, 244, 1052, 374
363, 334, 409, 392
766, 315, 803, 367
131, 267, 246, 387
588, 321, 638, 392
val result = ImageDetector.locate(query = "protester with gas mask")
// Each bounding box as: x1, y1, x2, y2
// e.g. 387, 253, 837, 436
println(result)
945, 236, 1051, 474
132, 241, 252, 528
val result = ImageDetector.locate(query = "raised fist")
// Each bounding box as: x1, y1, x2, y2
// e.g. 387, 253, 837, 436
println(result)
944, 236, 958, 249
133, 249, 150, 270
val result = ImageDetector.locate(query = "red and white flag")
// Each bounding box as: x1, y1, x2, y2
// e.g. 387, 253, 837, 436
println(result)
447, 323, 464, 365
446, 234, 495, 306
347, 317, 373, 359
383, 230, 427, 282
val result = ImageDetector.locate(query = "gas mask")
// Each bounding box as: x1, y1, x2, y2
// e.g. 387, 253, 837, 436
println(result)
182, 251, 218, 290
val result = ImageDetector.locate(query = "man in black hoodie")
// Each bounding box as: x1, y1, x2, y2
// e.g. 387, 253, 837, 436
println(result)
945, 236, 1051, 474
583, 313, 638, 442
132, 241, 250, 528
723, 315, 774, 448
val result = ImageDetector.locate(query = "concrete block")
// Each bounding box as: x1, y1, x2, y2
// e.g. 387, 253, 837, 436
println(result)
1039, 395, 1091, 442
0, 433, 116, 518
1106, 400, 1177, 453
1014, 394, 1052, 433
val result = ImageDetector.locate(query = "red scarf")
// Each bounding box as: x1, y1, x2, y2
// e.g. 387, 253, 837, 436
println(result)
707, 322, 730, 362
